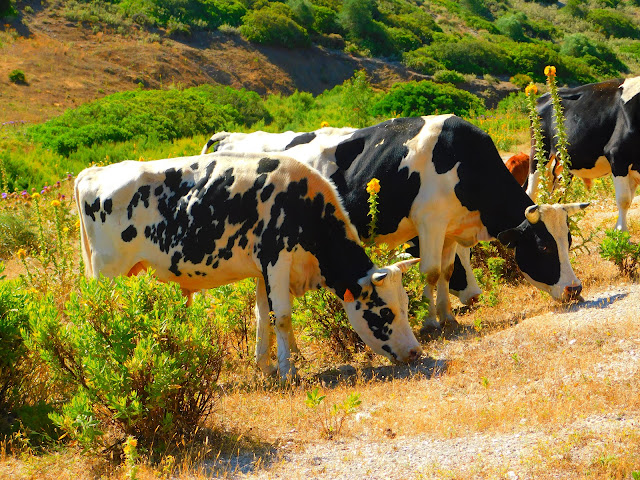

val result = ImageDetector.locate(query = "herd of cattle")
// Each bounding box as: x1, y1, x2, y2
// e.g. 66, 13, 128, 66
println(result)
74, 76, 640, 379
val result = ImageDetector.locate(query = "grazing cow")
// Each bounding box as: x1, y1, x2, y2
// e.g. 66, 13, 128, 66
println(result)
527, 77, 640, 231
74, 152, 422, 379
202, 115, 588, 335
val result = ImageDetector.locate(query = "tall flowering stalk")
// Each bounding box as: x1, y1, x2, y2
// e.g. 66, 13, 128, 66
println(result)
526, 82, 551, 204
545, 65, 573, 202
366, 178, 380, 245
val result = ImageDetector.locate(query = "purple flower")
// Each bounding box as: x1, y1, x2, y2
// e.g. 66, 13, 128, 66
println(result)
1, 193, 6, 199
21, 191, 27, 196
40, 189, 46, 194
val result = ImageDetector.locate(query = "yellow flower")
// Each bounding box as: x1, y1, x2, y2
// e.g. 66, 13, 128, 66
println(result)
544, 65, 556, 77
320, 121, 330, 128
16, 248, 27, 259
31, 192, 40, 200
525, 83, 538, 96
63, 227, 69, 233
366, 178, 381, 195
51, 200, 61, 208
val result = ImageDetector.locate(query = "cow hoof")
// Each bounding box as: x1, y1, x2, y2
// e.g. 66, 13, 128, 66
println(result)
442, 318, 460, 332
419, 324, 443, 340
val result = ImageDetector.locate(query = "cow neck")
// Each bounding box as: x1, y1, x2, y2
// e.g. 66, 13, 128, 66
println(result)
435, 117, 535, 238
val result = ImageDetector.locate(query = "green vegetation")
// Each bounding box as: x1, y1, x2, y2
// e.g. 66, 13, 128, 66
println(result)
599, 229, 640, 277
24, 272, 223, 451
41, 0, 639, 84
8, 69, 26, 84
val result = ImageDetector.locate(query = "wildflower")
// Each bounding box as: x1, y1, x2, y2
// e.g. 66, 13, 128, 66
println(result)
21, 190, 27, 197
17, 248, 27, 259
63, 227, 69, 234
525, 83, 538, 96
1, 193, 6, 199
124, 437, 138, 449
320, 121, 330, 128
51, 199, 61, 207
544, 65, 556, 77
366, 178, 381, 195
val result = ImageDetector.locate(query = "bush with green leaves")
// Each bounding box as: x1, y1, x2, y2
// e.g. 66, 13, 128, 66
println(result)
587, 9, 640, 39
0, 271, 30, 416
560, 33, 627, 77
402, 48, 443, 75
23, 272, 223, 450
599, 229, 640, 277
28, 85, 269, 156
433, 69, 465, 85
240, 4, 310, 47
426, 37, 513, 76
371, 80, 485, 118
9, 69, 26, 84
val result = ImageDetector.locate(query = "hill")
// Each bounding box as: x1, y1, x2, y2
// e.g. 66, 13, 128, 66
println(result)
5, 0, 640, 125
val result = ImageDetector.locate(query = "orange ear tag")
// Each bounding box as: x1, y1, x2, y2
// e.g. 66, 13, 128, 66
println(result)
344, 289, 355, 303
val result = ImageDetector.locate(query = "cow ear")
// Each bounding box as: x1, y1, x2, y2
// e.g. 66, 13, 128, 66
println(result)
371, 271, 388, 286
497, 228, 522, 249
562, 202, 590, 216
395, 258, 420, 273
343, 289, 355, 303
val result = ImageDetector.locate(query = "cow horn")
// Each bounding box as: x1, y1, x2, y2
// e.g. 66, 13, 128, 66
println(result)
525, 205, 540, 224
372, 271, 388, 286
395, 258, 420, 273
562, 202, 590, 216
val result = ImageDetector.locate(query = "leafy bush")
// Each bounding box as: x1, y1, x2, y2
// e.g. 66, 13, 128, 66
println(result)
9, 69, 26, 84
24, 272, 223, 450
433, 69, 465, 84
560, 33, 627, 77
29, 85, 270, 156
426, 38, 513, 76
496, 13, 527, 41
338, 0, 376, 41
240, 4, 310, 47
312, 4, 341, 34
0, 273, 30, 416
599, 229, 640, 277
386, 26, 422, 53
371, 80, 485, 118
587, 9, 640, 39
402, 48, 443, 75
510, 73, 534, 90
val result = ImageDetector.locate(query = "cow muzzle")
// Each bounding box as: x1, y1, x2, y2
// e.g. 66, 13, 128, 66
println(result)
563, 283, 583, 302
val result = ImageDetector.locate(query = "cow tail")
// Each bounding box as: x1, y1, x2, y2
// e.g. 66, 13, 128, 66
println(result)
74, 178, 93, 278
201, 132, 230, 155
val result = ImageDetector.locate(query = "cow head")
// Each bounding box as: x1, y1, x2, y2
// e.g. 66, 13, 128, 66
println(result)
341, 258, 423, 364
497, 203, 590, 301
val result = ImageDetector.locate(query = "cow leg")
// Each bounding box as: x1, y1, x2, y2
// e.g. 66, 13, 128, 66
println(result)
263, 262, 298, 381
448, 245, 482, 306
436, 239, 459, 329
254, 278, 277, 376
416, 223, 447, 336
613, 174, 637, 231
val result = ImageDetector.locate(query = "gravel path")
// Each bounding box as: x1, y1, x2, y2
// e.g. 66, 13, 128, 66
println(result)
209, 284, 640, 479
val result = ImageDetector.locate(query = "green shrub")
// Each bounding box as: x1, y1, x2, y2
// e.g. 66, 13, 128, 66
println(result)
240, 5, 310, 47
386, 12, 439, 43
312, 5, 340, 34
386, 26, 421, 53
433, 69, 465, 84
402, 48, 443, 75
28, 85, 270, 156
560, 33, 627, 77
496, 13, 527, 41
510, 73, 534, 90
427, 38, 513, 76
371, 80, 485, 118
338, 0, 376, 41
587, 9, 639, 39
9, 69, 26, 84
24, 272, 224, 450
599, 229, 640, 277
0, 273, 30, 416
563, 0, 588, 18
288, 0, 314, 29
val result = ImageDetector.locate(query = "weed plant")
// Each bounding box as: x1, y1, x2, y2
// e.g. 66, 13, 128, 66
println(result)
599, 229, 640, 277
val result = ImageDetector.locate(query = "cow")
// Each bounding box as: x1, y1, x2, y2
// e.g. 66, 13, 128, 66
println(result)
526, 76, 640, 231
504, 152, 530, 187
74, 152, 423, 380
202, 115, 589, 335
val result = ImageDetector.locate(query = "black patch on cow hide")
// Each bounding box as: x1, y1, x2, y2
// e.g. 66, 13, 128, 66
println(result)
285, 132, 316, 150
257, 158, 280, 174
121, 225, 138, 242
448, 252, 468, 293
84, 198, 100, 222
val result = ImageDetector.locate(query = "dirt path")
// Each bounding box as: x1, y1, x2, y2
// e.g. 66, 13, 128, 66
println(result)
210, 284, 640, 479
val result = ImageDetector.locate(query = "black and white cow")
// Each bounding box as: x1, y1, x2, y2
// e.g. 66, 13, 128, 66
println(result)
202, 115, 588, 335
527, 76, 640, 231
75, 152, 422, 379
